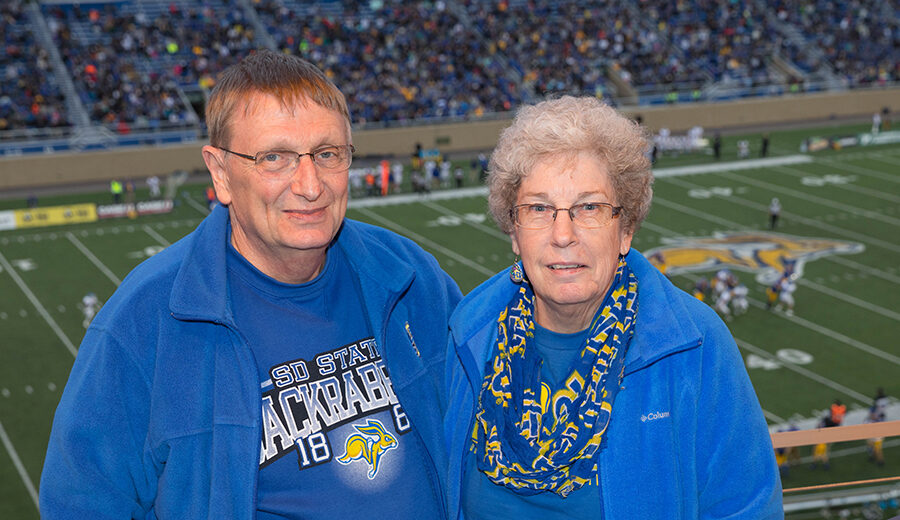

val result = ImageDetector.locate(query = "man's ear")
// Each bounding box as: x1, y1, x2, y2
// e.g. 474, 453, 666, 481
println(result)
202, 145, 232, 205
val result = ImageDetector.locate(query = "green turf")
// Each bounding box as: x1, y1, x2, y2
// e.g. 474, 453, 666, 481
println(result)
1, 124, 898, 517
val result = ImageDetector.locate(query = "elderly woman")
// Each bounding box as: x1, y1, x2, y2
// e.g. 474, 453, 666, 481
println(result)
445, 97, 782, 519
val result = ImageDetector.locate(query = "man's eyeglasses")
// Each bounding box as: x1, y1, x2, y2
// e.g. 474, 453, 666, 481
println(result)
216, 144, 355, 175
511, 202, 623, 230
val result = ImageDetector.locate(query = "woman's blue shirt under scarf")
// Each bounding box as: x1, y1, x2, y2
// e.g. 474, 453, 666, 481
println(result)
461, 322, 602, 519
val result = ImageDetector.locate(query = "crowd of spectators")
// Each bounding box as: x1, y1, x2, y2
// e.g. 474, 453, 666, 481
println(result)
5, 0, 897, 133
463, 0, 776, 99
460, 0, 621, 101
635, 0, 777, 88
254, 0, 523, 124
43, 0, 257, 130
769, 0, 898, 86
1, 0, 70, 133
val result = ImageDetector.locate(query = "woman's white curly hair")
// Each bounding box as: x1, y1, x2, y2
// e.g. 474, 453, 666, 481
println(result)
488, 96, 654, 235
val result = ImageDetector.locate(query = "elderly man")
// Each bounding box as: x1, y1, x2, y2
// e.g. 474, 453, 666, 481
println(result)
41, 50, 461, 519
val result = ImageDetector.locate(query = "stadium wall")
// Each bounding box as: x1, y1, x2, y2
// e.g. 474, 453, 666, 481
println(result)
1, 87, 896, 190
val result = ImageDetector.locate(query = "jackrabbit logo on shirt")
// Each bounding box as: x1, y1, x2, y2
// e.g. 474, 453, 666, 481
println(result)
259, 337, 409, 474
337, 419, 398, 479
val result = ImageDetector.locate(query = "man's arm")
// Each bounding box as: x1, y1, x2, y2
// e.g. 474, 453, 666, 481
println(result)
41, 326, 156, 519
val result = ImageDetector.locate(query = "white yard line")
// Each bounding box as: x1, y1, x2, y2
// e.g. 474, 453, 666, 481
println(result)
651, 197, 746, 228
797, 278, 900, 322
142, 225, 170, 247
349, 186, 489, 208
716, 170, 900, 227
182, 192, 210, 215
645, 196, 900, 317
0, 249, 76, 357
819, 154, 900, 184
661, 175, 900, 253
867, 155, 900, 178
651, 155, 813, 177
0, 219, 201, 243
754, 302, 900, 366
639, 220, 900, 366
0, 420, 39, 510
66, 232, 121, 286
762, 409, 786, 424
819, 147, 900, 162
775, 164, 900, 203
736, 340, 871, 404
826, 255, 900, 285
420, 200, 510, 242
354, 207, 495, 277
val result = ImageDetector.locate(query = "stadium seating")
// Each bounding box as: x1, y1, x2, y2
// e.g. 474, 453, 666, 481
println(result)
1, 0, 896, 150
768, 0, 899, 86
461, 1, 616, 102
0, 0, 70, 132
254, 0, 524, 124
633, 0, 777, 87
41, 0, 257, 129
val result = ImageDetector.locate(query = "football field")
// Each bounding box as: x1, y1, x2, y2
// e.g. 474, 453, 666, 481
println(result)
0, 125, 898, 517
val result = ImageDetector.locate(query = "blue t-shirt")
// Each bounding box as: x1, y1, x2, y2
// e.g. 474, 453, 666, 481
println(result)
226, 243, 442, 519
462, 323, 600, 519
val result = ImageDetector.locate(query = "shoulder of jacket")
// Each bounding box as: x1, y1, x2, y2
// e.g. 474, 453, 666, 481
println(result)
451, 270, 512, 339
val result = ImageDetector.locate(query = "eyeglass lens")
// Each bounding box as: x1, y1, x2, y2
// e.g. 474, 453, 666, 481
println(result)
255, 145, 352, 174
516, 203, 616, 229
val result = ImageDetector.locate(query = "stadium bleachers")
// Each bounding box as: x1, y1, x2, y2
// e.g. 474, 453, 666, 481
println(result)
635, 0, 777, 87
0, 0, 70, 132
461, 1, 618, 101
41, 0, 258, 130
769, 0, 899, 86
255, 0, 524, 123
1, 0, 897, 152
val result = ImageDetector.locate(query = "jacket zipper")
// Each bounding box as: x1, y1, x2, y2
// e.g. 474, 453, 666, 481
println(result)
404, 321, 421, 357
379, 303, 448, 517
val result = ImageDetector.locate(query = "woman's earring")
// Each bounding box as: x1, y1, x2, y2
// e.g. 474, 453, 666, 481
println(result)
509, 257, 524, 284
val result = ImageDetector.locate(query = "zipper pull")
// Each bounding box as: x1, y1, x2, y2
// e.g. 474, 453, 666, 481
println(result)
404, 322, 421, 357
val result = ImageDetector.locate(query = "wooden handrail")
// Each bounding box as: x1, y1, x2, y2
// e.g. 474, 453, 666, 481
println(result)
783, 476, 900, 494
770, 419, 900, 449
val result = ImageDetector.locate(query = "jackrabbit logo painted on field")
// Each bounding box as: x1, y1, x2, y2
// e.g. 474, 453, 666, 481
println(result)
644, 232, 863, 285
337, 418, 398, 479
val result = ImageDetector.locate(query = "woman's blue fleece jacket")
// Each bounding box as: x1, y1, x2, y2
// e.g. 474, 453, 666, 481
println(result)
444, 249, 783, 519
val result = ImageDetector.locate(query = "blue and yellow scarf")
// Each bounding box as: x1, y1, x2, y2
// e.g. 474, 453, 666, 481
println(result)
471, 258, 637, 497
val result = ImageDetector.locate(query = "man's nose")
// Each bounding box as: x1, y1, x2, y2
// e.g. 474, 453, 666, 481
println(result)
289, 155, 324, 201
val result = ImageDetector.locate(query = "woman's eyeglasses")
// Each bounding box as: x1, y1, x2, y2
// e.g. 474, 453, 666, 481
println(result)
512, 202, 623, 229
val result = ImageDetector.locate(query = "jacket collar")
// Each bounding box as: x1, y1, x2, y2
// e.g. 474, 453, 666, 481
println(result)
449, 249, 703, 377
334, 218, 416, 325
169, 207, 414, 323
170, 204, 232, 323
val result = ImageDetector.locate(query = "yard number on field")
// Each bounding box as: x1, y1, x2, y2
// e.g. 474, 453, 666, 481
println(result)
427, 213, 488, 227
10, 259, 37, 271
746, 348, 813, 370
801, 174, 856, 187
126, 246, 165, 259
687, 186, 748, 199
